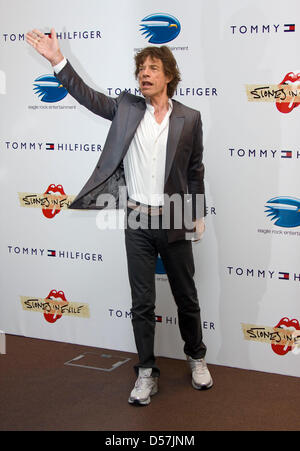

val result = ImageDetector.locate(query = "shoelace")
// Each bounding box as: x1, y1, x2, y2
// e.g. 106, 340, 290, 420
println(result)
189, 358, 207, 375
134, 376, 153, 392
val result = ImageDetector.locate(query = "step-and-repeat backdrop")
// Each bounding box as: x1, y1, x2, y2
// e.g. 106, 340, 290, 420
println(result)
1, 0, 299, 377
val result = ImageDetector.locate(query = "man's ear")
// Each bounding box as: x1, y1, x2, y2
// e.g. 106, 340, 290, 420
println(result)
166, 74, 173, 84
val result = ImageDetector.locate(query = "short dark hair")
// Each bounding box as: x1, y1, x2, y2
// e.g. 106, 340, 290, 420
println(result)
134, 46, 181, 98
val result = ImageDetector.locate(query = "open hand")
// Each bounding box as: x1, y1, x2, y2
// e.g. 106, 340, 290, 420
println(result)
26, 28, 64, 66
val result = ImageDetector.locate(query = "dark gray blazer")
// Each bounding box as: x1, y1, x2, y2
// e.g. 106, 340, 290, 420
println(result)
55, 60, 205, 242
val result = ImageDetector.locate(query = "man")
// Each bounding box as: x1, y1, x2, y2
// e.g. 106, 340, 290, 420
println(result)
26, 28, 213, 406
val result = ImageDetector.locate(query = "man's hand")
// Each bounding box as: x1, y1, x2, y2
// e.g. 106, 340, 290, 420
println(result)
192, 217, 205, 242
26, 28, 64, 67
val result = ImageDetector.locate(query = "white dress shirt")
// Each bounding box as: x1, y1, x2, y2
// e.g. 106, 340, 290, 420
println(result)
123, 98, 172, 207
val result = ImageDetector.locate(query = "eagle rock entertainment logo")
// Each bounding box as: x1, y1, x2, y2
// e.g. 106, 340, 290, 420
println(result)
155, 256, 166, 275
21, 289, 90, 324
18, 184, 75, 218
140, 13, 181, 44
242, 317, 300, 356
246, 71, 300, 114
257, 196, 300, 237
265, 196, 300, 228
33, 74, 68, 103
155, 255, 167, 281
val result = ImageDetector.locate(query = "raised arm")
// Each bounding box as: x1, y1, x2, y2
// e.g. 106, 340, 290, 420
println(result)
26, 27, 119, 120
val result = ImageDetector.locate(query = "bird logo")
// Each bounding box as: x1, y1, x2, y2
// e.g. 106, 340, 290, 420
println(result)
33, 74, 68, 103
155, 255, 166, 274
140, 13, 181, 44
265, 196, 300, 228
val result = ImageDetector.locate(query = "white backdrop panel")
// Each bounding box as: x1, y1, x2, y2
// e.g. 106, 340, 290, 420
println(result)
0, 0, 299, 377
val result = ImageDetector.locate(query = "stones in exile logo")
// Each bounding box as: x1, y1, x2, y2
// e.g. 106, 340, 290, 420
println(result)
271, 318, 300, 355
21, 289, 90, 323
276, 72, 300, 113
139, 13, 181, 44
18, 184, 75, 218
242, 317, 300, 356
246, 71, 300, 114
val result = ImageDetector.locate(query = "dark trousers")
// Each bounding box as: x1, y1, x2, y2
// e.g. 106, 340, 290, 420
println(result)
124, 208, 206, 376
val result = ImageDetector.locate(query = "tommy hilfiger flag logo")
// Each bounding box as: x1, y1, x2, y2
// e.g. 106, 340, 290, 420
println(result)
284, 24, 295, 32
281, 150, 292, 158
278, 272, 290, 280
46, 143, 55, 150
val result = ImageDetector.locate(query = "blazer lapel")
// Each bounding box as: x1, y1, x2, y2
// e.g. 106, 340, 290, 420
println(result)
120, 99, 146, 158
164, 102, 185, 183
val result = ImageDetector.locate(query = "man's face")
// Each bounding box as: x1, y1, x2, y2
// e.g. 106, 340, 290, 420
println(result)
138, 56, 172, 99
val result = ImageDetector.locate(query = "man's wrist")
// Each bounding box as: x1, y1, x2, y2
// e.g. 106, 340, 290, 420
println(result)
50, 50, 64, 68
52, 56, 67, 74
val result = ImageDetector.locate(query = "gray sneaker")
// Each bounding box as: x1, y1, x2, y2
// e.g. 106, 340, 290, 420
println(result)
128, 368, 159, 405
187, 356, 213, 390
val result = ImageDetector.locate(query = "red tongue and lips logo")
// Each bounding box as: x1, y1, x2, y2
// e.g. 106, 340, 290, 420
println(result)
42, 184, 66, 218
44, 290, 68, 323
276, 72, 300, 113
271, 317, 300, 355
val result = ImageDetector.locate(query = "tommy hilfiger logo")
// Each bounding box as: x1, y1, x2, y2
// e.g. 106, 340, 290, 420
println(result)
228, 147, 300, 159
8, 245, 103, 263
230, 23, 295, 35
3, 141, 102, 152
227, 265, 300, 282
108, 308, 215, 330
